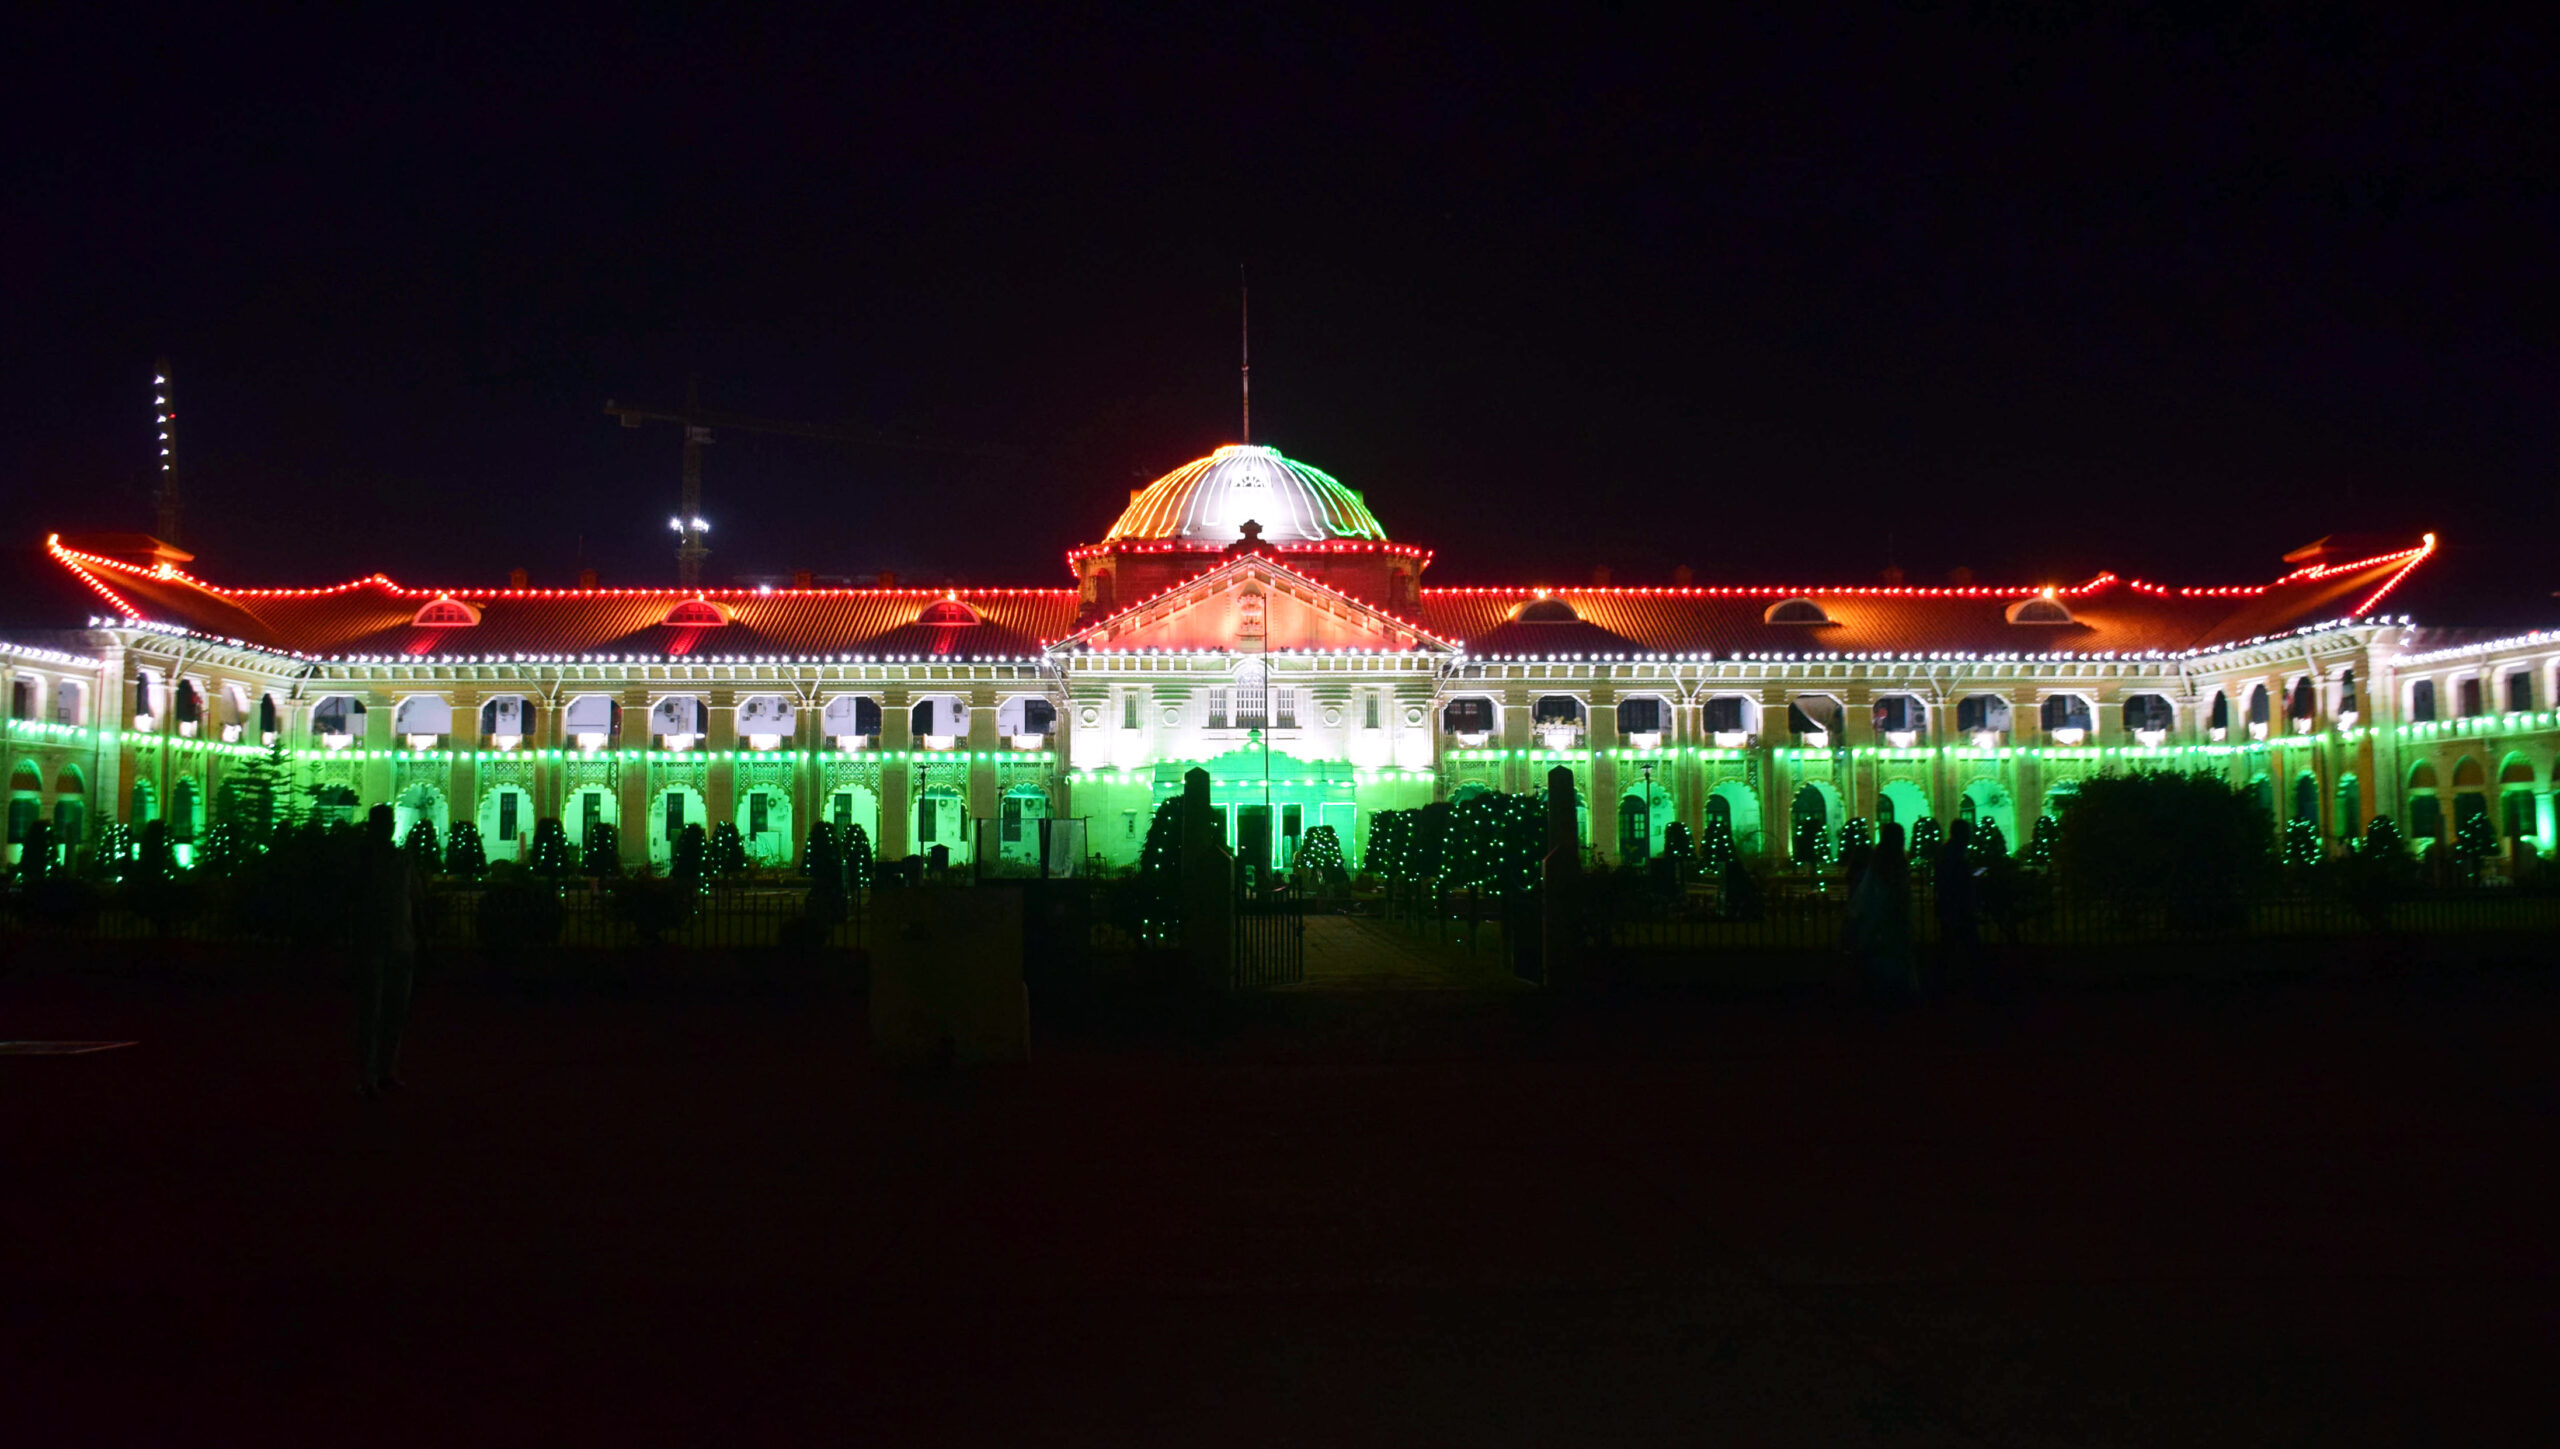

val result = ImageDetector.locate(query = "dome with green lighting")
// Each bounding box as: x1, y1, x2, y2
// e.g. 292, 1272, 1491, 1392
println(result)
1103, 444, 1387, 545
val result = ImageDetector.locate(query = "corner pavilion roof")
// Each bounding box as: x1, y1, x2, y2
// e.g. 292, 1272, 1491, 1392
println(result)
1103, 445, 1387, 545
37, 530, 2436, 663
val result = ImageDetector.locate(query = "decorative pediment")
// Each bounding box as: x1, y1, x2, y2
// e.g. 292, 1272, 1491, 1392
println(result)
1056, 555, 1453, 655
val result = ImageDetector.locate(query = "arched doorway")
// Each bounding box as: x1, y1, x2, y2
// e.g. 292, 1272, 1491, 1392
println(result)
310, 784, 358, 828
1705, 781, 1762, 856
1789, 783, 1833, 867
1616, 782, 1674, 863
396, 783, 449, 847
738, 785, 793, 866
998, 783, 1051, 869
1957, 779, 2016, 854
563, 785, 616, 861
914, 785, 967, 864
649, 786, 708, 869
824, 784, 880, 855
478, 785, 535, 862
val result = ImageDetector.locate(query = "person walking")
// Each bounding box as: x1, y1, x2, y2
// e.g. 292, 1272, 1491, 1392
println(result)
1847, 821, 1916, 1003
356, 804, 422, 1097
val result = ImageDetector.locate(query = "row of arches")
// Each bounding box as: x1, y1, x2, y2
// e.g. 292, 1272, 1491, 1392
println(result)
6, 759, 88, 861
1441, 691, 2204, 743
335, 693, 1056, 748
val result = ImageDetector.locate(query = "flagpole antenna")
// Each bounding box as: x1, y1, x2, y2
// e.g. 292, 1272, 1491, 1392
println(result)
1240, 265, 1250, 444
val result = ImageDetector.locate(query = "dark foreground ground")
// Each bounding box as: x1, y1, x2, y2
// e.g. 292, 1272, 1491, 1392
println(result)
3, 955, 2556, 1446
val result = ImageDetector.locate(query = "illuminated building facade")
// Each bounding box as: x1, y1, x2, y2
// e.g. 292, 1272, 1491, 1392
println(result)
3, 442, 2556, 873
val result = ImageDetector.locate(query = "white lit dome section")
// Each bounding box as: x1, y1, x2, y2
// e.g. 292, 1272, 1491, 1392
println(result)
1103, 444, 1388, 544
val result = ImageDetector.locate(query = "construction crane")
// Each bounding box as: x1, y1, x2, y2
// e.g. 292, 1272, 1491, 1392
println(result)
605, 378, 1023, 586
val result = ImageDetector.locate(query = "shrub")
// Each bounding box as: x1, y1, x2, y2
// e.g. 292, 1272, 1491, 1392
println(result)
1295, 822, 1348, 892
15, 820, 55, 885
528, 817, 576, 878
671, 822, 707, 888
582, 821, 622, 878
479, 861, 563, 956
445, 821, 488, 881
404, 819, 442, 874
2054, 771, 2267, 931
607, 870, 695, 944
707, 821, 748, 878
1907, 817, 1943, 879
1698, 813, 1736, 878
2282, 816, 2322, 870
2026, 813, 2060, 872
841, 823, 873, 890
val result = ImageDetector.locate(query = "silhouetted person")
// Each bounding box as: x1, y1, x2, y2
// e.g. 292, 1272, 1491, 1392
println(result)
1848, 821, 1915, 1002
356, 804, 421, 1097
1937, 819, 1981, 976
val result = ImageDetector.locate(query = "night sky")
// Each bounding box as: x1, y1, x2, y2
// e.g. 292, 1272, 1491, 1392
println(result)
9, 8, 2552, 605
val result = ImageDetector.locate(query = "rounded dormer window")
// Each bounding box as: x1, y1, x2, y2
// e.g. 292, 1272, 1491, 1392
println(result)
1515, 597, 1580, 623
2005, 596, 2076, 624
412, 596, 481, 627
917, 597, 980, 626
661, 598, 729, 627
1764, 598, 1832, 625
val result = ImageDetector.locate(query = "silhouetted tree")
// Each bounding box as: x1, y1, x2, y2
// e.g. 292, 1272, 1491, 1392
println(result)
707, 821, 748, 878
444, 821, 487, 881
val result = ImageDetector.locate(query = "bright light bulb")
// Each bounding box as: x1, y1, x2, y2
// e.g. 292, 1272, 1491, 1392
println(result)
668, 517, 684, 531
153, 375, 165, 384
691, 517, 708, 532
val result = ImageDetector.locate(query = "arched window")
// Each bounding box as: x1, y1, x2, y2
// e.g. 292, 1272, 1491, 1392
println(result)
1871, 695, 1924, 737
2039, 694, 2093, 736
411, 596, 480, 627
1701, 696, 1754, 738
256, 693, 278, 739
2409, 680, 2437, 722
822, 695, 882, 741
563, 694, 620, 748
480, 695, 531, 740
312, 695, 366, 741
2288, 677, 2315, 722
2122, 693, 2174, 735
1441, 697, 1496, 735
2457, 676, 2484, 718
1616, 696, 1666, 735
911, 695, 967, 742
1533, 695, 1585, 727
2505, 671, 2534, 713
916, 598, 980, 626
1516, 597, 1580, 623
2005, 596, 2075, 624
1955, 694, 2011, 736
2291, 773, 2317, 823
2247, 684, 2270, 726
2207, 690, 2230, 734
1763, 598, 1832, 625
2338, 775, 2361, 835
662, 598, 729, 627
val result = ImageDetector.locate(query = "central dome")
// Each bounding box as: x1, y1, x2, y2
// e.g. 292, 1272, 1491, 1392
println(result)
1103, 444, 1387, 545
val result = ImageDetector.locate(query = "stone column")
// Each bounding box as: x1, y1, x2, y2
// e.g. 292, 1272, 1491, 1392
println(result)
361, 692, 395, 808
967, 687, 1001, 854
705, 688, 738, 832
1587, 682, 1619, 857
448, 685, 481, 844
619, 686, 653, 861
879, 685, 912, 859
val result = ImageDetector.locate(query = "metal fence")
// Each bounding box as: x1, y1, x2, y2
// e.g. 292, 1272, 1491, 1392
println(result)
1592, 876, 2560, 953
3, 883, 871, 954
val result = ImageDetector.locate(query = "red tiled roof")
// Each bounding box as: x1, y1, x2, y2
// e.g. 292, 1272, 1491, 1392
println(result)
39, 532, 2435, 661
1419, 539, 2435, 659
42, 536, 1077, 660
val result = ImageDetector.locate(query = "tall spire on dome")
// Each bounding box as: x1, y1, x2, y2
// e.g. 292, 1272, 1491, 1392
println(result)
1239, 264, 1250, 445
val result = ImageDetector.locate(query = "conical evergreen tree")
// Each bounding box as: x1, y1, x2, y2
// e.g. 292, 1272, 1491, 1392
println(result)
708, 820, 748, 877
445, 821, 488, 880
529, 817, 576, 877
841, 822, 873, 889
404, 818, 442, 873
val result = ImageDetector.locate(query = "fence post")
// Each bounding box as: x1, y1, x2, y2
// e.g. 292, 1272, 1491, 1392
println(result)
1537, 764, 1580, 987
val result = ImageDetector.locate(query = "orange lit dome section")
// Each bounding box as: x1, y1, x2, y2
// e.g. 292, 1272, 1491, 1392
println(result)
1103, 445, 1387, 544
